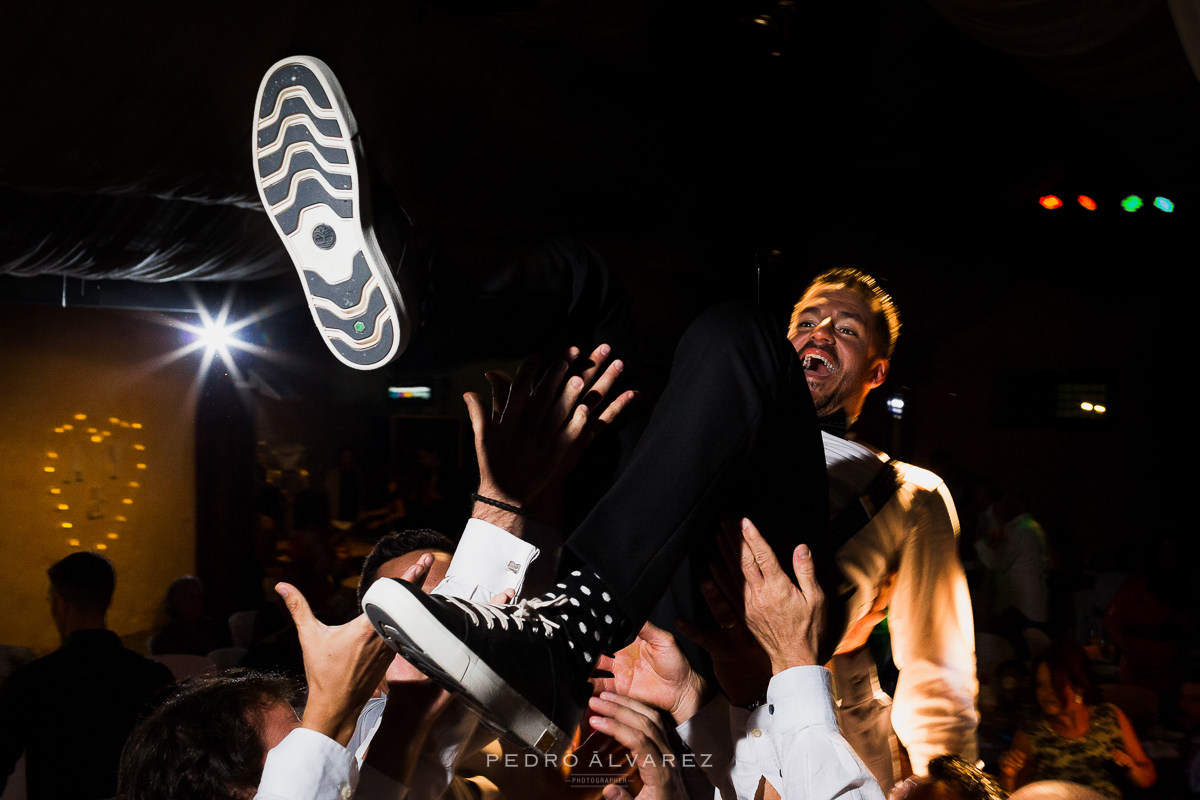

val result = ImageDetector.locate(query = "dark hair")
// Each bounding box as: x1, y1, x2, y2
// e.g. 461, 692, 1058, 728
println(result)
164, 576, 203, 619
358, 529, 454, 609
47, 551, 115, 612
790, 266, 901, 359
117, 669, 299, 800
1034, 642, 1102, 707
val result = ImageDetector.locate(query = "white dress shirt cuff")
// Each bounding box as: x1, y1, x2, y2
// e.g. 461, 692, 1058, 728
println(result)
255, 728, 359, 800
432, 519, 540, 603
767, 666, 840, 733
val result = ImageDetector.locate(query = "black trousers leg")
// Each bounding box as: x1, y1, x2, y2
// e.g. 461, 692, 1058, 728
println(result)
564, 300, 835, 656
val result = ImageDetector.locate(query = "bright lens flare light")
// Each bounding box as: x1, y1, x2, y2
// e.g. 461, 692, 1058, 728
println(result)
1077, 195, 1097, 211
1039, 195, 1063, 210
1154, 196, 1174, 213
1121, 195, 1143, 212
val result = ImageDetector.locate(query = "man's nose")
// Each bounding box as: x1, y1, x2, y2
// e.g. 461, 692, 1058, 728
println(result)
811, 316, 836, 341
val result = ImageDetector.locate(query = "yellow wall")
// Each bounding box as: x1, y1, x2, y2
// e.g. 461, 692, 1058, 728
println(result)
0, 304, 196, 656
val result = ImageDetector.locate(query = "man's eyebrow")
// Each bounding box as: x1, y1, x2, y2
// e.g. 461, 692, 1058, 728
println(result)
835, 309, 866, 325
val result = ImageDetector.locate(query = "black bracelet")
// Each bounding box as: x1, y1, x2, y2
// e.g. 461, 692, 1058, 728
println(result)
471, 492, 533, 518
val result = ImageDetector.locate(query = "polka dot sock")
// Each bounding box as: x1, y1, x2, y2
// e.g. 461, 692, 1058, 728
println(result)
543, 568, 632, 677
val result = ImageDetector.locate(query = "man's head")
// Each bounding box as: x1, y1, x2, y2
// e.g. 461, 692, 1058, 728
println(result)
165, 575, 206, 623
117, 669, 300, 800
47, 550, 115, 637
788, 267, 900, 422
358, 529, 454, 685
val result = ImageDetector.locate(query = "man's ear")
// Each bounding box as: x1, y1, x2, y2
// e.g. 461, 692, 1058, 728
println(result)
868, 358, 889, 389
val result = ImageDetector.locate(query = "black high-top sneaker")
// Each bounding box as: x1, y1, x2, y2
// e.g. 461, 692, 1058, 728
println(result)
253, 56, 421, 370
362, 579, 594, 755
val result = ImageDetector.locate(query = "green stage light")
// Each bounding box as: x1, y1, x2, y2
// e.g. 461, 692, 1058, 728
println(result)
1154, 196, 1174, 213
1120, 195, 1143, 212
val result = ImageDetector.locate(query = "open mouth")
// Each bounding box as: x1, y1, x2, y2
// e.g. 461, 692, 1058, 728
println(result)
802, 352, 836, 378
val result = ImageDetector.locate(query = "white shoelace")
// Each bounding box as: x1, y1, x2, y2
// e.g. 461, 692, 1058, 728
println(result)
444, 594, 569, 638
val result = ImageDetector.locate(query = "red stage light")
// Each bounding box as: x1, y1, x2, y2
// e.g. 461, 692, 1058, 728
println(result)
1077, 195, 1097, 210
1039, 195, 1063, 210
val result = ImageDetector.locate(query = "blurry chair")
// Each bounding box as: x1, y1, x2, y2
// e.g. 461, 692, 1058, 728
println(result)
152, 653, 216, 680
1100, 683, 1160, 736
1023, 627, 1052, 660
207, 646, 247, 669
976, 632, 1016, 682
228, 610, 257, 649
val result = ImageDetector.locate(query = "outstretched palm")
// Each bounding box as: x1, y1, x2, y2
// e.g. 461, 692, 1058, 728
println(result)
596, 622, 706, 725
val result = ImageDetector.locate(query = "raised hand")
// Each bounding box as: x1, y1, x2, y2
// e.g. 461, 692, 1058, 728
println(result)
594, 621, 711, 726
276, 577, 402, 745
589, 693, 687, 800
464, 343, 636, 523
675, 568, 772, 707
720, 518, 825, 674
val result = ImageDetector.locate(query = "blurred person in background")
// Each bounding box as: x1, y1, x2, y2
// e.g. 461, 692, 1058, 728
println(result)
999, 643, 1155, 799
0, 552, 174, 799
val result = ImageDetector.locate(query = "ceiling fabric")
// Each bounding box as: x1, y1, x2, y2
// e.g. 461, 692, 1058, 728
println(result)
923, 0, 1197, 101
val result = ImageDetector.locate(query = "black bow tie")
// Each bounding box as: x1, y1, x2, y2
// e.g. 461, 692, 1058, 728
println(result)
819, 410, 848, 438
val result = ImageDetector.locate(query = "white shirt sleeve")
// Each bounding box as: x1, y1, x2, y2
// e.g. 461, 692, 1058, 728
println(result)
767, 667, 885, 800
431, 519, 541, 603
675, 693, 740, 800
887, 480, 979, 775
255, 728, 376, 800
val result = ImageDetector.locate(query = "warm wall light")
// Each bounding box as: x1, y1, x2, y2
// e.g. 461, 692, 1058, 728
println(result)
90, 435, 103, 443
44, 466, 55, 473
106, 533, 119, 540
1039, 195, 1063, 210
56, 504, 68, 511
50, 488, 61, 495
62, 424, 73, 431
1094, 405, 1106, 413
129, 481, 140, 488
1080, 402, 1094, 411
115, 516, 127, 523
54, 427, 64, 433
132, 423, 142, 429
95, 543, 108, 551
74, 414, 87, 420
47, 452, 57, 458
68, 539, 80, 547
134, 444, 145, 451
122, 498, 133, 505
120, 422, 130, 428
87, 428, 97, 433
101, 431, 111, 437
136, 463, 147, 469
61, 522, 73, 529
109, 417, 120, 424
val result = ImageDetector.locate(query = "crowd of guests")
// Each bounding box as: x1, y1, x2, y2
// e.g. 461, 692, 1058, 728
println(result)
2, 273, 1195, 800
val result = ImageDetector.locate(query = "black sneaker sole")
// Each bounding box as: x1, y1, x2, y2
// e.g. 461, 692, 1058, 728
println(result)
361, 579, 573, 756
253, 56, 412, 370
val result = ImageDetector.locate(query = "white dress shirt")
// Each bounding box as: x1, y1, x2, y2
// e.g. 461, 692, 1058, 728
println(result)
823, 432, 979, 776
677, 666, 886, 800
255, 519, 543, 800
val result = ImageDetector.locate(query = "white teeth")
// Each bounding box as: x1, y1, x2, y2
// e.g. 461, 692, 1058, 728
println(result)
803, 353, 835, 372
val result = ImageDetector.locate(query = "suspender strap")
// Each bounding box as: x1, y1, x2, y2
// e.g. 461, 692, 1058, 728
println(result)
829, 460, 900, 550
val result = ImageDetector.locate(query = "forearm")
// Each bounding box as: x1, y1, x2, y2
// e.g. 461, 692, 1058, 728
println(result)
769, 667, 886, 800
1128, 758, 1157, 788
890, 490, 979, 773
255, 728, 361, 800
